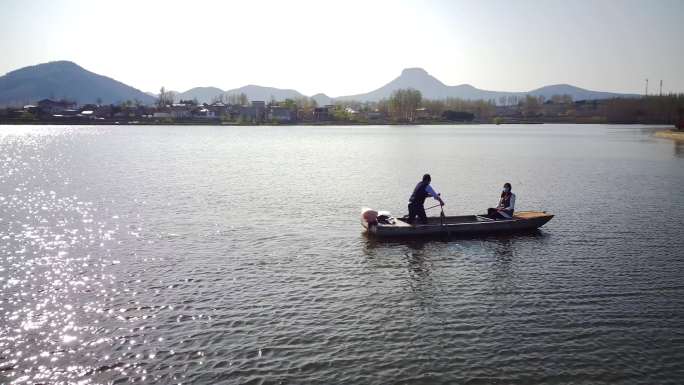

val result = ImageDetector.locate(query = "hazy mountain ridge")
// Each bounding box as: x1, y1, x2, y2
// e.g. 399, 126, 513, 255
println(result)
0, 61, 155, 106
334, 67, 637, 102
224, 85, 305, 102
311, 93, 333, 106
171, 85, 305, 104
0, 61, 638, 107
526, 84, 628, 101
176, 87, 224, 103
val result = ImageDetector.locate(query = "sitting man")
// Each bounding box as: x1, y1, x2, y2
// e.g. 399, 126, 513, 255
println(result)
487, 182, 516, 219
407, 173, 445, 224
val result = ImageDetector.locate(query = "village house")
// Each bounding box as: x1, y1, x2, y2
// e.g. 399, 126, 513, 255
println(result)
6, 108, 28, 119
58, 108, 80, 117
572, 100, 608, 120
415, 107, 430, 120
252, 101, 265, 118
193, 106, 219, 120
79, 110, 95, 119
37, 99, 77, 116
208, 103, 229, 119
79, 103, 98, 112
170, 103, 192, 119
226, 104, 243, 120
268, 106, 295, 122
94, 105, 113, 119
494, 105, 522, 118
313, 105, 334, 121
541, 101, 570, 117
240, 101, 266, 122
76, 104, 98, 120
239, 106, 256, 122
112, 105, 145, 119
153, 111, 172, 119
344, 107, 360, 120
364, 110, 384, 120
23, 105, 38, 114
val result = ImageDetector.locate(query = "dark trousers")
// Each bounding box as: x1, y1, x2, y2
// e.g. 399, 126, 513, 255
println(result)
408, 202, 428, 224
487, 208, 513, 219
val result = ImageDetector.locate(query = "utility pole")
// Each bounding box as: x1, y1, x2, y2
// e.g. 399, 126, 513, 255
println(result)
659, 80, 663, 96
645, 78, 649, 96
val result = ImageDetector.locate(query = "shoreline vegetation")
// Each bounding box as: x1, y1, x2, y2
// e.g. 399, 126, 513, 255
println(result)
1, 88, 683, 128
0, 120, 678, 128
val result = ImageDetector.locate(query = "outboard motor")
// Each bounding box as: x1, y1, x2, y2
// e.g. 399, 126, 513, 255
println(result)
361, 208, 378, 229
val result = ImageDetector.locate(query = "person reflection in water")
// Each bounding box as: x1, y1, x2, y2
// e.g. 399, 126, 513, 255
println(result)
487, 182, 516, 220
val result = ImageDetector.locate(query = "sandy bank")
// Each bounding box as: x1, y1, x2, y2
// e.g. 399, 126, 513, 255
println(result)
655, 129, 684, 141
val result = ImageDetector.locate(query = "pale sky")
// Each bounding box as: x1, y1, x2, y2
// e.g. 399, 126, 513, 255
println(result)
1, 0, 682, 96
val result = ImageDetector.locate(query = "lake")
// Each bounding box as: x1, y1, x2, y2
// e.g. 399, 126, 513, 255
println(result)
1, 124, 683, 384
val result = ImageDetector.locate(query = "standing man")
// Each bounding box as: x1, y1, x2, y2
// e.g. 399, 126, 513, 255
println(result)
407, 173, 445, 224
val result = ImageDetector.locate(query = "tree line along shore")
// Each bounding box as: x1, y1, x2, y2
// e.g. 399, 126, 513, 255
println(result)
1, 88, 683, 127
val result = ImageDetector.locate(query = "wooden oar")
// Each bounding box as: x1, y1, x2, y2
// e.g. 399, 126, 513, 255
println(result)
426, 203, 446, 225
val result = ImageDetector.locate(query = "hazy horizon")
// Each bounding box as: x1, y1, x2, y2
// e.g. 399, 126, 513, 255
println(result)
1, 0, 683, 96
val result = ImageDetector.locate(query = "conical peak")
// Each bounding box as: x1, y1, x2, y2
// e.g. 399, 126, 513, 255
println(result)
400, 67, 429, 77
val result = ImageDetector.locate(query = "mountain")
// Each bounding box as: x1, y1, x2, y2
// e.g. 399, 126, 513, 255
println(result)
527, 84, 632, 101
224, 84, 305, 102
0, 61, 638, 107
334, 67, 637, 102
311, 93, 333, 106
177, 86, 224, 103
149, 85, 307, 105
0, 60, 155, 106
170, 85, 306, 104
336, 68, 451, 101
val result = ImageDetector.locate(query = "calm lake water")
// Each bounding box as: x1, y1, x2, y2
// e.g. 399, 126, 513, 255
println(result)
1, 124, 683, 384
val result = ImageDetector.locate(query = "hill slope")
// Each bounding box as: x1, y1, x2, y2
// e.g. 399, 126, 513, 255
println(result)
177, 87, 225, 103
0, 61, 155, 106
334, 68, 637, 102
224, 84, 305, 102
526, 84, 630, 101
0, 61, 639, 107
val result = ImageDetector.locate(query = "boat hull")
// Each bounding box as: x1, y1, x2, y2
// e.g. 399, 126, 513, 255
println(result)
363, 211, 554, 238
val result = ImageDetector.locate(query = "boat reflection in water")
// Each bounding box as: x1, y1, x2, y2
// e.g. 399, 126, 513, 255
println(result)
361, 231, 552, 315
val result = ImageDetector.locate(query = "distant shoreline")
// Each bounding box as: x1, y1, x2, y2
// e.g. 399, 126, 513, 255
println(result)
0, 120, 675, 127
0, 120, 526, 126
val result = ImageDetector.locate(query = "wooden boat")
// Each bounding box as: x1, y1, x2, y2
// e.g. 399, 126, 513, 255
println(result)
361, 209, 553, 238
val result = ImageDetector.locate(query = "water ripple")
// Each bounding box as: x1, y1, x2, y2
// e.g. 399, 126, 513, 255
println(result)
1, 125, 683, 384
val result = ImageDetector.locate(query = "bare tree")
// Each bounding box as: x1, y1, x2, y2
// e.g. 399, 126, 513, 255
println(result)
157, 86, 175, 108
388, 88, 422, 121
